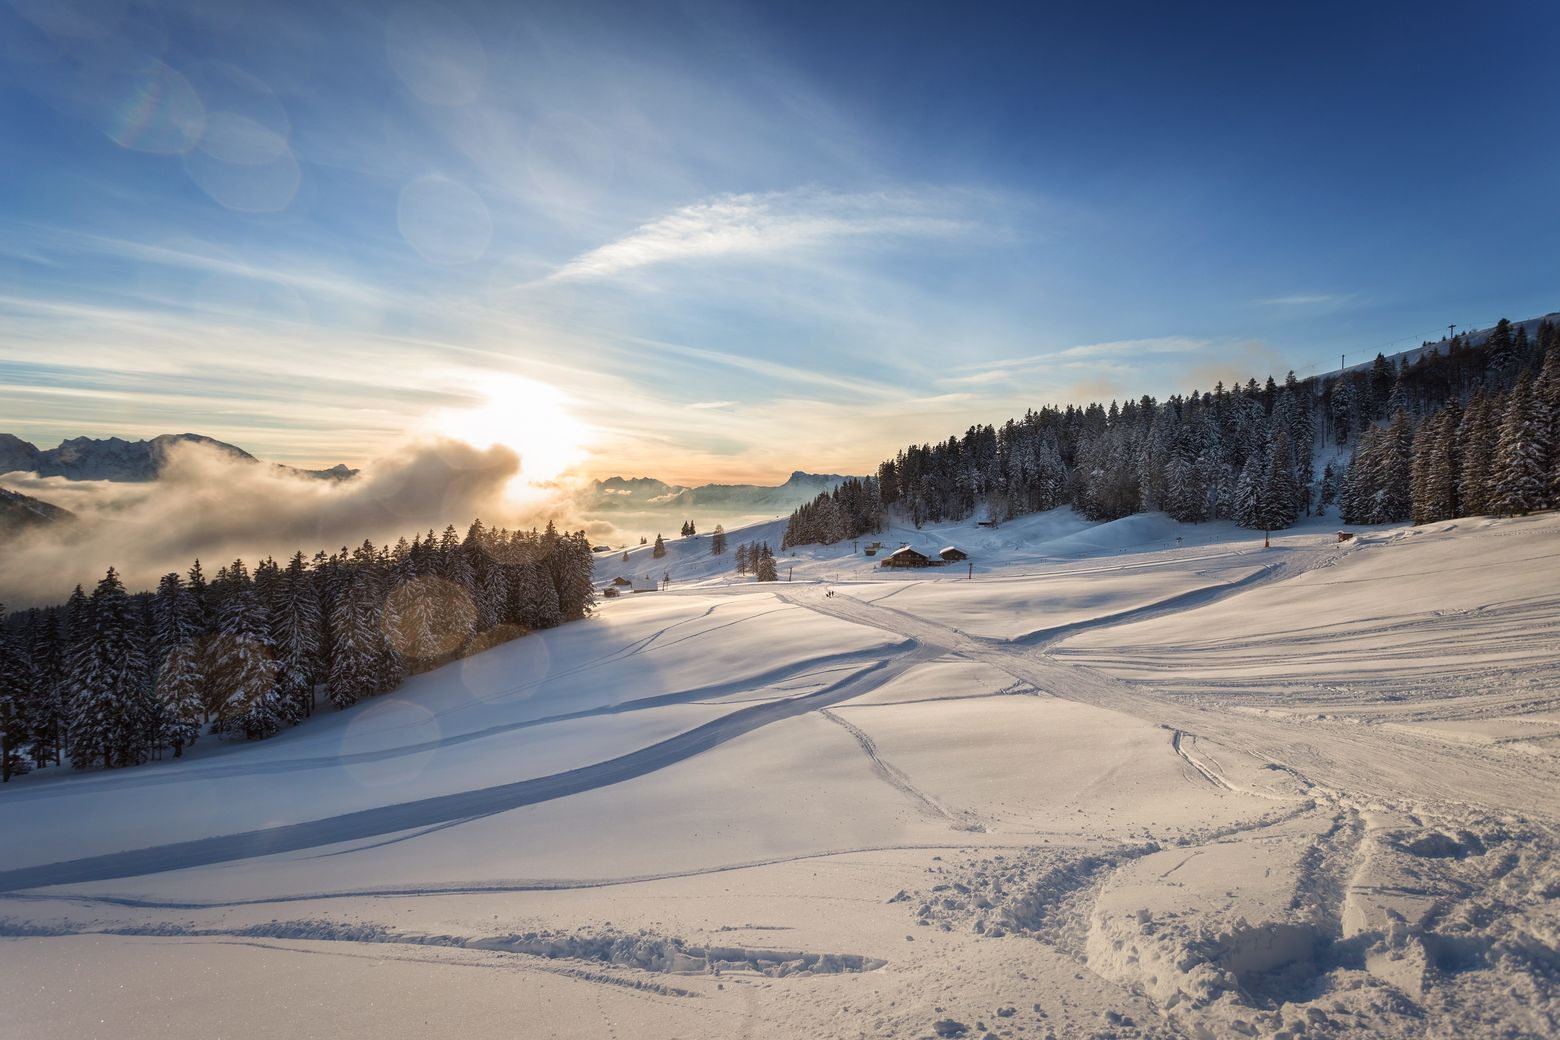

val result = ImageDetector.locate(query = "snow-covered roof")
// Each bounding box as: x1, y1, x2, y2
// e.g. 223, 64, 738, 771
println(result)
884, 545, 927, 558
939, 545, 966, 555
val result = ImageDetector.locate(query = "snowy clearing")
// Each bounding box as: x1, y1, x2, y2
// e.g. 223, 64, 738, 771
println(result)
2, 509, 1557, 1040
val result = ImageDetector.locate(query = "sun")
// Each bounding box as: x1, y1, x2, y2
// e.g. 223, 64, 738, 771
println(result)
429, 376, 590, 497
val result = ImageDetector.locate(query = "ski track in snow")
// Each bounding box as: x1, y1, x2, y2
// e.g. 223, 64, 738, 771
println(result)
0, 642, 937, 893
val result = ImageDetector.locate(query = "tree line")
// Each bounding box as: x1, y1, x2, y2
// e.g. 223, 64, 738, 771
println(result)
782, 318, 1558, 546
1341, 347, 1559, 523
0, 519, 597, 780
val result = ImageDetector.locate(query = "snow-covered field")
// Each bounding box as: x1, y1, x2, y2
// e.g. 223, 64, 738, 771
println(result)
2, 509, 1557, 1040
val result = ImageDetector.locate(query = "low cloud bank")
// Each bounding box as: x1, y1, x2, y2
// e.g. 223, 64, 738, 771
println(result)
0, 438, 560, 606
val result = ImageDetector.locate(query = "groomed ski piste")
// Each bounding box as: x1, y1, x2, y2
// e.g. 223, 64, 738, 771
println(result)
2, 508, 1557, 1039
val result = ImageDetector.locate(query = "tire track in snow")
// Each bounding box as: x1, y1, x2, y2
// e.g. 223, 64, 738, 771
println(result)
0, 642, 940, 894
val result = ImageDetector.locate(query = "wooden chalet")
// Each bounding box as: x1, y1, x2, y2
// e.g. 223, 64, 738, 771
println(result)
880, 545, 931, 568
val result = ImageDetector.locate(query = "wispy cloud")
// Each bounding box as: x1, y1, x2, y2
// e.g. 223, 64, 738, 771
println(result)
545, 188, 977, 282
1254, 292, 1357, 307
1051, 336, 1207, 360
945, 337, 1208, 385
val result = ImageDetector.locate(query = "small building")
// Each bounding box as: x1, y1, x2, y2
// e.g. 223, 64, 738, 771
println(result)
939, 546, 969, 562
880, 546, 931, 568
631, 576, 660, 593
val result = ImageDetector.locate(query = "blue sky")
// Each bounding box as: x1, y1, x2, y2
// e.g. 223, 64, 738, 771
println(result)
3, 0, 1557, 483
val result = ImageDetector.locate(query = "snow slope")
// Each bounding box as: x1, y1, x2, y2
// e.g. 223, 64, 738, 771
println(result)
1, 507, 1556, 1040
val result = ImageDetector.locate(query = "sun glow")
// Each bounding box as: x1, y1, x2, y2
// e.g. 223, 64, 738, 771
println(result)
429, 376, 590, 498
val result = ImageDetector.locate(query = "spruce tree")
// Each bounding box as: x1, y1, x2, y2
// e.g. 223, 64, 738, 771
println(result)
477, 557, 507, 634
552, 531, 596, 621
0, 609, 34, 781
155, 640, 203, 757
327, 567, 378, 709
211, 561, 284, 739
1374, 411, 1414, 522
24, 608, 66, 768
1232, 458, 1260, 529
754, 543, 779, 582
1458, 390, 1497, 515
516, 560, 563, 630
710, 525, 727, 555
1490, 375, 1550, 515
652, 534, 667, 558
69, 569, 150, 769
1537, 341, 1560, 503
273, 551, 321, 716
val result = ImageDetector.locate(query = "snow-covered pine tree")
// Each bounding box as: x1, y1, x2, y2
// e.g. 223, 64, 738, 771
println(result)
1329, 382, 1354, 445
0, 608, 34, 781
553, 531, 596, 621
1457, 389, 1497, 515
1410, 416, 1436, 524
272, 551, 321, 717
440, 524, 476, 608
368, 545, 404, 694
310, 549, 343, 687
186, 559, 210, 636
477, 554, 507, 634
1490, 374, 1551, 515
151, 573, 202, 673
1319, 460, 1337, 512
148, 571, 204, 756
210, 560, 285, 739
653, 534, 667, 558
1340, 426, 1380, 524
154, 639, 203, 757
327, 564, 378, 709
385, 549, 443, 672
754, 543, 778, 582
1537, 340, 1560, 503
1485, 318, 1517, 384
1232, 457, 1260, 529
1258, 431, 1299, 530
23, 607, 66, 768
1373, 411, 1414, 523
1429, 401, 1463, 522
69, 568, 151, 769
515, 560, 563, 630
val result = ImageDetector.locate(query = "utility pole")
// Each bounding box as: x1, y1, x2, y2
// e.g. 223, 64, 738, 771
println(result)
967, 561, 973, 580
1340, 353, 1345, 373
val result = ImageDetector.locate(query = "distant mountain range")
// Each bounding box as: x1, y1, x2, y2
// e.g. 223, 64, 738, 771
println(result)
0, 486, 76, 535
583, 471, 854, 513
0, 433, 356, 483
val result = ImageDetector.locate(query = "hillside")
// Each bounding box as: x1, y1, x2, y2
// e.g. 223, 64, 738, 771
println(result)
0, 486, 75, 534
2, 507, 1555, 1039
